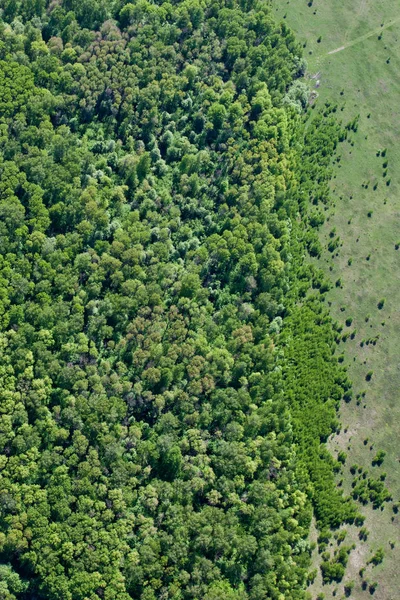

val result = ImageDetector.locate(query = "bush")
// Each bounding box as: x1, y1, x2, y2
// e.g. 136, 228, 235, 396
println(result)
344, 581, 354, 596
377, 298, 386, 309
372, 450, 386, 466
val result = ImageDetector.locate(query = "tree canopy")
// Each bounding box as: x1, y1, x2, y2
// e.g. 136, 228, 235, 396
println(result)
0, 1, 359, 598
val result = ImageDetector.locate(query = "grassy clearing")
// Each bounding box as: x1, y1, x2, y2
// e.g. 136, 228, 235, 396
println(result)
274, 1, 400, 598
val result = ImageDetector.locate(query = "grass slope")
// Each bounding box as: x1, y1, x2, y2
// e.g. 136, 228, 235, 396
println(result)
274, 1, 400, 599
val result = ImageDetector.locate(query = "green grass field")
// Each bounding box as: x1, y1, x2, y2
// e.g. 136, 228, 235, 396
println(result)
274, 1, 400, 598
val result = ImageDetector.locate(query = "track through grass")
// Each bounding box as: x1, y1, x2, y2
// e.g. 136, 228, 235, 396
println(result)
325, 15, 400, 55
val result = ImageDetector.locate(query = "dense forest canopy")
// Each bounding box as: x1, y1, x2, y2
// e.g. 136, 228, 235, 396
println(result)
0, 0, 360, 598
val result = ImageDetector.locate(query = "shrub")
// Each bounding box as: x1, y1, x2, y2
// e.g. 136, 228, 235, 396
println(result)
377, 298, 386, 309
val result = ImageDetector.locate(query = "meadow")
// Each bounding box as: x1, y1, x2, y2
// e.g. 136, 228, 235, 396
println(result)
274, 0, 400, 598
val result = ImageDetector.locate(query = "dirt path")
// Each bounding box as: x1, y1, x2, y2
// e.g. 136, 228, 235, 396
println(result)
328, 46, 345, 55
327, 16, 400, 55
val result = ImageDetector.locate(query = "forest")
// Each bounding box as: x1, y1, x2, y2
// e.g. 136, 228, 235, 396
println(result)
0, 0, 362, 598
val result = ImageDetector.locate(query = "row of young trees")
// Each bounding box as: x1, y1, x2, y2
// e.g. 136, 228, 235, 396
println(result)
0, 1, 359, 598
